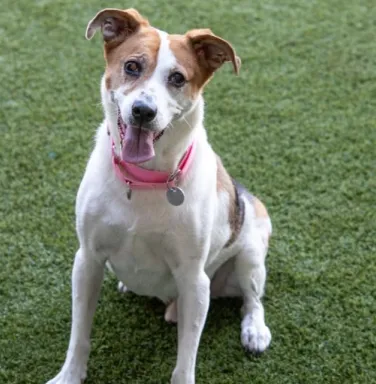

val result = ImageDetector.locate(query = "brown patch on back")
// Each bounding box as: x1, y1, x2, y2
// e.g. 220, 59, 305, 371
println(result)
216, 156, 234, 197
104, 26, 161, 91
253, 196, 269, 219
105, 75, 112, 89
252, 196, 271, 245
216, 156, 245, 247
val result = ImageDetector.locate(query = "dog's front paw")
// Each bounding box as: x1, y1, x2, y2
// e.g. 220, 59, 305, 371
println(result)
46, 376, 81, 384
46, 367, 86, 384
171, 369, 195, 384
241, 314, 271, 353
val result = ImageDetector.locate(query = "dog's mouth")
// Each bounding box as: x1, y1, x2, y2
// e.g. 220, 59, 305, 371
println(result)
117, 110, 164, 164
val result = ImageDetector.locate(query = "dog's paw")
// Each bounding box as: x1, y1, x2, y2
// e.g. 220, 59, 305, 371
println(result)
117, 281, 128, 294
46, 361, 87, 384
46, 379, 81, 384
45, 372, 83, 384
241, 314, 271, 353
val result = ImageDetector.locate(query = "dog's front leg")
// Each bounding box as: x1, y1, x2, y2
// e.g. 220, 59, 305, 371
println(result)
46, 248, 105, 384
171, 263, 210, 384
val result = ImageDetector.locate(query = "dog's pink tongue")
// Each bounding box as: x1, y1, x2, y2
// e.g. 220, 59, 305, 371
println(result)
122, 126, 155, 164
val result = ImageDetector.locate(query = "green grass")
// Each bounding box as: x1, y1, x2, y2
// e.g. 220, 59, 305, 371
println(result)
1, 0, 375, 383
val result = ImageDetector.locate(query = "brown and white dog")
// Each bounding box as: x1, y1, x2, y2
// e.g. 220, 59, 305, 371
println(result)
46, 8, 272, 384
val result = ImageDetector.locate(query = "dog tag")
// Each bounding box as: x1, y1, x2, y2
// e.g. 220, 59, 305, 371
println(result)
166, 187, 185, 206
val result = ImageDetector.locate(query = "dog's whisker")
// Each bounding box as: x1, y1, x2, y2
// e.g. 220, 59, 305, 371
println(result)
168, 100, 183, 112
182, 116, 192, 129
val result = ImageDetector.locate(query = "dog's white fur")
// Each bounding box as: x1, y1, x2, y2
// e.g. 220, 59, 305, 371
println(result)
46, 13, 271, 384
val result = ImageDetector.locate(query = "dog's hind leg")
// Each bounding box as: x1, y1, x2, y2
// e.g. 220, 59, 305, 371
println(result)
235, 206, 272, 353
210, 208, 272, 353
235, 238, 271, 353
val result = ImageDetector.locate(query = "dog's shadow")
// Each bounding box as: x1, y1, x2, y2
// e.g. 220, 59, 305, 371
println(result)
86, 279, 244, 383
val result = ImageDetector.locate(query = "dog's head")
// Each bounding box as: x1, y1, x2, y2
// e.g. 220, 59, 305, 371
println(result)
86, 8, 240, 164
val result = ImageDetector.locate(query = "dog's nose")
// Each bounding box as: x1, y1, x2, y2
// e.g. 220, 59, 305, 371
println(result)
132, 99, 157, 123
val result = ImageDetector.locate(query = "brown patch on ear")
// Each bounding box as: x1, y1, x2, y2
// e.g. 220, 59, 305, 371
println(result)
216, 157, 245, 247
85, 8, 149, 50
186, 29, 240, 75
253, 196, 269, 218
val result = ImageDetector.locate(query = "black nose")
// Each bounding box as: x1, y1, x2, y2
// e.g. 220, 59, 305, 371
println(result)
132, 99, 157, 123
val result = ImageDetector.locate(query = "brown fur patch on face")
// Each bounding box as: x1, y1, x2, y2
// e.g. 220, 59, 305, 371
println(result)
216, 156, 245, 247
104, 26, 161, 91
168, 34, 214, 99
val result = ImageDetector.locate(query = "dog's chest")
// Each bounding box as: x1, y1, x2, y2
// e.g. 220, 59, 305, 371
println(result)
108, 231, 177, 301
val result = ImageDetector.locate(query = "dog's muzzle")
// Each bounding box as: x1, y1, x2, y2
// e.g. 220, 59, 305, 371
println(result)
111, 93, 164, 164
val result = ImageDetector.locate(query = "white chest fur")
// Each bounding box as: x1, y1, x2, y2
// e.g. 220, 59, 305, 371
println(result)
108, 231, 178, 301
76, 122, 229, 302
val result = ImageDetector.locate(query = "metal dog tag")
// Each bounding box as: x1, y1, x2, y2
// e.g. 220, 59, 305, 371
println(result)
166, 187, 185, 206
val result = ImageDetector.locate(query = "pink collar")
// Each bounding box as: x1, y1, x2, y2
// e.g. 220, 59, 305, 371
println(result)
112, 141, 196, 190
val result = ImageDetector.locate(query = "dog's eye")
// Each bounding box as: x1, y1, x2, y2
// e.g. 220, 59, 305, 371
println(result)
124, 61, 142, 77
168, 72, 186, 88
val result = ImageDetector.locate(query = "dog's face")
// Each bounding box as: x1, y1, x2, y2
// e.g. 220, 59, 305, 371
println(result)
86, 8, 240, 163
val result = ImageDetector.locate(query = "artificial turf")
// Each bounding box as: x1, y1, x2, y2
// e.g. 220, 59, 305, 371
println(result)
1, 0, 375, 383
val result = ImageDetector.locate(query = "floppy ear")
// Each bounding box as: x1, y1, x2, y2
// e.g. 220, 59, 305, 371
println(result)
186, 29, 241, 75
85, 8, 149, 45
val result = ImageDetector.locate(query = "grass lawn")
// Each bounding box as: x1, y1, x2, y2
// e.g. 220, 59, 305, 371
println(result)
1, 0, 375, 383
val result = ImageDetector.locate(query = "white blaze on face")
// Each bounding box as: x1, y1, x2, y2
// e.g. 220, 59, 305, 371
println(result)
146, 29, 182, 127
151, 29, 177, 84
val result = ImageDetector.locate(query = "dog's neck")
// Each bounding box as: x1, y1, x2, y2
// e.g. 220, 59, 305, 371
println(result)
105, 94, 205, 173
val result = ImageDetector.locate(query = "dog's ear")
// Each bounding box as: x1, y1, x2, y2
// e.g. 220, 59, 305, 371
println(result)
85, 8, 149, 46
186, 29, 241, 75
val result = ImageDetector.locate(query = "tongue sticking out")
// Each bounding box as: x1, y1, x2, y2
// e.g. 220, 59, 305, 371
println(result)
121, 126, 155, 164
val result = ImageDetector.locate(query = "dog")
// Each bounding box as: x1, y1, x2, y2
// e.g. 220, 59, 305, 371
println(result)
46, 8, 272, 384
